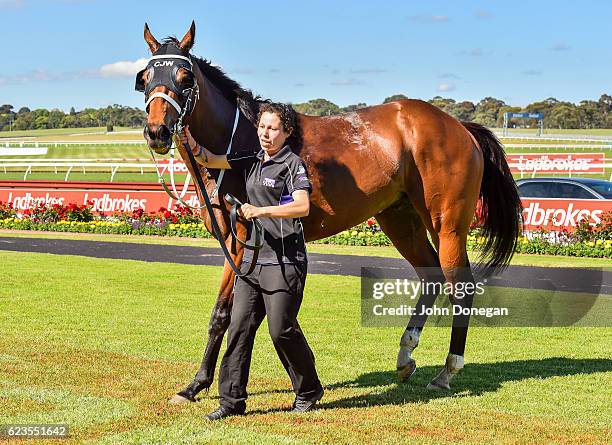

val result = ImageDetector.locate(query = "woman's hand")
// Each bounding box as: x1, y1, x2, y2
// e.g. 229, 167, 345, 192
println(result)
240, 203, 265, 220
178, 125, 200, 156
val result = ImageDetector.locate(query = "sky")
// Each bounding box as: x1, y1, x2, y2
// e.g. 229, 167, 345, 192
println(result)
1, 0, 611, 112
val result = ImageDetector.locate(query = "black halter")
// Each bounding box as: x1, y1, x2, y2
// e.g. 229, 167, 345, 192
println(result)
135, 44, 199, 132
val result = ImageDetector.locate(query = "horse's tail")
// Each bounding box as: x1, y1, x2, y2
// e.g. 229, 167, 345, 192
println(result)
462, 121, 523, 276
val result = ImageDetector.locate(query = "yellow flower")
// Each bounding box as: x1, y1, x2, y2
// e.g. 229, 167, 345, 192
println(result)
586, 241, 595, 247
351, 230, 358, 236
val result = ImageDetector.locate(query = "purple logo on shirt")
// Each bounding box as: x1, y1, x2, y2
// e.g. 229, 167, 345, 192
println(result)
262, 178, 276, 187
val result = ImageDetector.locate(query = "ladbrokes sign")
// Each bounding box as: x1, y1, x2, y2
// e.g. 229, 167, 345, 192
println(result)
522, 198, 611, 230
507, 153, 605, 174
0, 181, 610, 231
154, 159, 189, 175
0, 181, 198, 213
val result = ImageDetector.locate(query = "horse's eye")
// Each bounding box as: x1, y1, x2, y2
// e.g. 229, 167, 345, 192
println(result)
181, 73, 195, 89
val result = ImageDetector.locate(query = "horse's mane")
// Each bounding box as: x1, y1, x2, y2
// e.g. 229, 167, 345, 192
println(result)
161, 37, 264, 125
162, 37, 302, 148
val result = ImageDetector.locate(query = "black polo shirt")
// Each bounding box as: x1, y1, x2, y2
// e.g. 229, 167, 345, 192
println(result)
226, 145, 311, 265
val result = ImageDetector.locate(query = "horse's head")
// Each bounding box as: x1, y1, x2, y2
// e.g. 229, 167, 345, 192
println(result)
136, 22, 198, 154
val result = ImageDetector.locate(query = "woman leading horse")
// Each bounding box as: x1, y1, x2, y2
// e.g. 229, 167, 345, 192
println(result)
136, 22, 522, 404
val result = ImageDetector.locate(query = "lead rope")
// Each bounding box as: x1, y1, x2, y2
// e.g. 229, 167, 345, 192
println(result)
183, 146, 260, 277
141, 53, 261, 275
211, 107, 240, 198
146, 109, 260, 276
148, 106, 240, 210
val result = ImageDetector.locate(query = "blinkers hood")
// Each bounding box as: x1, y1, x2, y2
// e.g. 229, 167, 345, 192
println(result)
135, 44, 198, 123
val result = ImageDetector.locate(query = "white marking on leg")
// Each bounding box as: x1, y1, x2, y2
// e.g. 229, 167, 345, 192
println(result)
427, 353, 464, 390
397, 328, 420, 380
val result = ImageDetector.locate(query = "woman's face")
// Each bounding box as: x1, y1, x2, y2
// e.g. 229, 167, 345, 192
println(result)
258, 111, 291, 156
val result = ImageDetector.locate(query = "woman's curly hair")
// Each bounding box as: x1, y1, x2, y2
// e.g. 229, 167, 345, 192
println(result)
256, 102, 302, 149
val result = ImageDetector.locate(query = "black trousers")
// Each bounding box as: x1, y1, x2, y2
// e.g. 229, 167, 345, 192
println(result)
218, 262, 322, 412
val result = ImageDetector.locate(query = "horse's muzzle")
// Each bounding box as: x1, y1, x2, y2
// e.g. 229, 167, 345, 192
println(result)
144, 124, 172, 155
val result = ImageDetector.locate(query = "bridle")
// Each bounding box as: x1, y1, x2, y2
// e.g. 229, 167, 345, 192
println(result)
135, 44, 263, 276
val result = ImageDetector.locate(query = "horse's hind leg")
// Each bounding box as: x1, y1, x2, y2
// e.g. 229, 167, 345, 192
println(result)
425, 228, 477, 390
375, 197, 445, 381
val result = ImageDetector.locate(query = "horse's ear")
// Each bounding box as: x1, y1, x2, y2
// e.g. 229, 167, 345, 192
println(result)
179, 20, 196, 52
144, 23, 160, 53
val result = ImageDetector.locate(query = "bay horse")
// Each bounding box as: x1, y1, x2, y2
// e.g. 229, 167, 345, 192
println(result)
137, 22, 522, 403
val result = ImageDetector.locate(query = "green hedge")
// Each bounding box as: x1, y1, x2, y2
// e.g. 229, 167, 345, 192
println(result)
0, 219, 212, 238
0, 218, 610, 258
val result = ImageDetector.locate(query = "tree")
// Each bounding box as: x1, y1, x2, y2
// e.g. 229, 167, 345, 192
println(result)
598, 94, 612, 128
429, 96, 456, 110
383, 94, 408, 103
292, 99, 341, 116
0, 104, 14, 114
341, 103, 368, 112
48, 109, 64, 129
472, 97, 506, 127
445, 101, 476, 122
548, 104, 580, 129
578, 100, 603, 129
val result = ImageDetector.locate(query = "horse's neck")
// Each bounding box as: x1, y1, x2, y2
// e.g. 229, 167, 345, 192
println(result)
189, 75, 236, 152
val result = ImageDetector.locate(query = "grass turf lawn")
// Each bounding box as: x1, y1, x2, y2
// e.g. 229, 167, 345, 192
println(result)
1, 127, 610, 182
0, 250, 610, 444
0, 230, 610, 269
0, 127, 142, 141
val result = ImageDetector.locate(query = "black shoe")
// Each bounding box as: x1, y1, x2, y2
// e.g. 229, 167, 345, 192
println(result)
292, 387, 324, 413
205, 405, 244, 421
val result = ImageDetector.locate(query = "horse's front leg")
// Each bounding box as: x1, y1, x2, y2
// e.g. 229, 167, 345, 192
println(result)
171, 238, 242, 403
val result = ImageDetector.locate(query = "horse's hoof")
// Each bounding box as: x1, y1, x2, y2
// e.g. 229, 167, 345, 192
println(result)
426, 353, 464, 390
169, 394, 194, 405
397, 358, 417, 382
426, 380, 450, 390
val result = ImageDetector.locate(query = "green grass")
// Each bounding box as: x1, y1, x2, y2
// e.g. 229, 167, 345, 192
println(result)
494, 127, 612, 137
0, 230, 610, 269
0, 127, 141, 140
1, 127, 610, 183
0, 143, 149, 159
0, 250, 610, 444
0, 171, 160, 183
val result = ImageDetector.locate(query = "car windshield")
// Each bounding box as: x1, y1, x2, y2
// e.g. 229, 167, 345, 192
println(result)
588, 181, 612, 199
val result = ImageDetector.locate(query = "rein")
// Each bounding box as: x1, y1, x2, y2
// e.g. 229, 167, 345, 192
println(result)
137, 49, 264, 276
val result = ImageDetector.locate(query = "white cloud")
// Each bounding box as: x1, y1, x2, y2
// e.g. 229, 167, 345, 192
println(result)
99, 58, 148, 78
330, 79, 364, 86
229, 67, 256, 75
349, 68, 386, 74
0, 0, 24, 7
474, 10, 493, 19
408, 15, 449, 23
439, 73, 460, 79
437, 82, 456, 92
522, 69, 542, 76
550, 43, 570, 52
